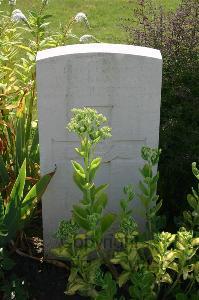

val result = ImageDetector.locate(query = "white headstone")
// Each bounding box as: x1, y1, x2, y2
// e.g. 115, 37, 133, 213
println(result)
36, 44, 162, 253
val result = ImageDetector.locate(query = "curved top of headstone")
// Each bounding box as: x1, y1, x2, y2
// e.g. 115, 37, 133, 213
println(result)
36, 43, 162, 62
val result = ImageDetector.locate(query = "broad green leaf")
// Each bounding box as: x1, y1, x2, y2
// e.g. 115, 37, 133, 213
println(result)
73, 172, 86, 192
139, 181, 149, 196
51, 246, 71, 260
93, 193, 108, 213
192, 238, 199, 246
118, 271, 130, 287
7, 159, 26, 213
120, 199, 127, 211
29, 127, 39, 161
16, 115, 26, 172
149, 181, 157, 197
66, 280, 87, 295
74, 147, 84, 157
71, 161, 85, 179
100, 213, 116, 234
168, 262, 178, 272
165, 250, 178, 262
140, 164, 152, 178
161, 273, 173, 284
91, 184, 108, 198
187, 194, 197, 210
17, 45, 33, 53
21, 173, 53, 220
4, 160, 26, 240
73, 204, 88, 219
73, 211, 90, 230
68, 268, 78, 283
90, 157, 101, 180
192, 162, 199, 180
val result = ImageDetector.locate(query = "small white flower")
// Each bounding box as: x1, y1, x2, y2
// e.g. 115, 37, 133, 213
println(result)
79, 34, 94, 43
74, 12, 89, 27
11, 9, 28, 23
79, 34, 99, 43
9, 0, 16, 5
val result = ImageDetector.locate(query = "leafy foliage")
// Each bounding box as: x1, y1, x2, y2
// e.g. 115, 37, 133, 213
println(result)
124, 0, 199, 226
138, 147, 164, 237
52, 107, 199, 299
0, 0, 96, 201
183, 163, 199, 235
0, 159, 53, 246
52, 108, 116, 298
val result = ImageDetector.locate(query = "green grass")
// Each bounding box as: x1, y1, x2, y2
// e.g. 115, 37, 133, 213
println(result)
2, 0, 181, 43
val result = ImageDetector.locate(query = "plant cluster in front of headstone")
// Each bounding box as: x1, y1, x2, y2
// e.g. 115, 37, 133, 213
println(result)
52, 108, 118, 299
123, 0, 199, 225
0, 159, 53, 297
53, 108, 199, 300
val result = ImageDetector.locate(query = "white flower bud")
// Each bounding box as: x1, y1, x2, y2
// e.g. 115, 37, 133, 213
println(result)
11, 9, 28, 23
79, 34, 94, 43
74, 12, 89, 27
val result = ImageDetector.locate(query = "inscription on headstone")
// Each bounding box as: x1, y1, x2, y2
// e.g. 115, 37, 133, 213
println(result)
36, 44, 162, 252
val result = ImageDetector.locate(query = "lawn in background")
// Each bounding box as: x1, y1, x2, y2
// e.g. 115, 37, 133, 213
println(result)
2, 0, 180, 43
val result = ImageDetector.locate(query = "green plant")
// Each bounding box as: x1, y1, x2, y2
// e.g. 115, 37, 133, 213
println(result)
113, 224, 199, 299
0, 159, 53, 246
52, 108, 117, 298
128, 268, 156, 300
68, 108, 115, 248
111, 148, 199, 299
138, 147, 164, 238
111, 185, 144, 291
95, 272, 118, 300
124, 0, 199, 224
0, 158, 52, 299
52, 110, 199, 299
183, 163, 199, 235
146, 231, 177, 290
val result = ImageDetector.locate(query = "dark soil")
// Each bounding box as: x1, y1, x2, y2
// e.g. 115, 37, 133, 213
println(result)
12, 253, 86, 300
6, 216, 88, 300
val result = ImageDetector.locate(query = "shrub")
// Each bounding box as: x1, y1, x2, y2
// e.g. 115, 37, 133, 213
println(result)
123, 0, 199, 227
53, 107, 199, 299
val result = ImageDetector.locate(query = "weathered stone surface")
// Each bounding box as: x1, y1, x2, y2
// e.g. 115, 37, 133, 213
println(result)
36, 43, 162, 253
